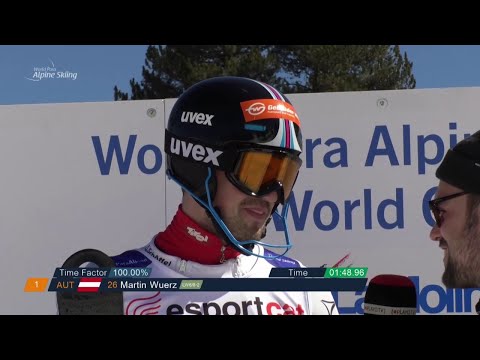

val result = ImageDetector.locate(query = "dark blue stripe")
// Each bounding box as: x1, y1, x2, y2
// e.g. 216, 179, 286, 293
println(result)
112, 250, 152, 267
264, 249, 301, 268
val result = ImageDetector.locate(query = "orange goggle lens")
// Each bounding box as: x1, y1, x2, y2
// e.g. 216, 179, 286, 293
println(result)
231, 151, 302, 201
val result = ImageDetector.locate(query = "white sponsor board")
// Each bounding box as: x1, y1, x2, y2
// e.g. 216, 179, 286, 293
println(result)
0, 100, 166, 314
283, 89, 480, 315
2, 88, 480, 314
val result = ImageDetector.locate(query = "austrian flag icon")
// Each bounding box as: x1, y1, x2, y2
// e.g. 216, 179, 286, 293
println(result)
77, 278, 102, 293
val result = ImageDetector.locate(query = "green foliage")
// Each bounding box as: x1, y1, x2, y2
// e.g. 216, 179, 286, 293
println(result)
114, 45, 415, 100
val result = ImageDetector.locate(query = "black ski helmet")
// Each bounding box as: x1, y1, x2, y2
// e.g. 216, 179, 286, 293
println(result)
166, 76, 302, 201
165, 76, 303, 257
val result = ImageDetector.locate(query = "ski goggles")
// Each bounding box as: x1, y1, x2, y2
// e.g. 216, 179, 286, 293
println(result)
226, 149, 302, 203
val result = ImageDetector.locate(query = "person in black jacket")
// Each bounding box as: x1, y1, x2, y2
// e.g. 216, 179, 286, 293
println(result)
429, 130, 480, 288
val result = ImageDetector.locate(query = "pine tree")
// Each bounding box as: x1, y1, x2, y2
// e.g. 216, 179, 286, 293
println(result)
114, 45, 415, 100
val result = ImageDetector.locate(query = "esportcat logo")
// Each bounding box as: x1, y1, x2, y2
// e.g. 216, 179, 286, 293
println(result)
332, 276, 480, 314
166, 297, 305, 315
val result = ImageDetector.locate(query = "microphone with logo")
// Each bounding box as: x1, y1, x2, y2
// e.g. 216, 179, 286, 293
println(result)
56, 249, 124, 315
363, 274, 417, 315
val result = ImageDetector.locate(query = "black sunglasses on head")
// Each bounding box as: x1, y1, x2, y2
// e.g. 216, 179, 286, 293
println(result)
428, 191, 469, 227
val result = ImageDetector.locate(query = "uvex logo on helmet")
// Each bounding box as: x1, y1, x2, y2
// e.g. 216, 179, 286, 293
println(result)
181, 111, 214, 126
170, 137, 223, 166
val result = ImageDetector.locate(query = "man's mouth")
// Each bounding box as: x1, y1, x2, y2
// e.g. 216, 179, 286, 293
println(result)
439, 239, 448, 250
244, 207, 267, 216
242, 206, 269, 221
439, 240, 448, 266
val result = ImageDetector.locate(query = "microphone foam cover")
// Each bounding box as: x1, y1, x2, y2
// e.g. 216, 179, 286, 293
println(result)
364, 274, 417, 315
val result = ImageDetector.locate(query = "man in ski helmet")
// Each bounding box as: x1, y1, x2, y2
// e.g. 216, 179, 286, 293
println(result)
107, 77, 338, 315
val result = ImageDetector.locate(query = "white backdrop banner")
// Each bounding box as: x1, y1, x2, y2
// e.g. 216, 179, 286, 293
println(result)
2, 88, 480, 314
0, 100, 166, 314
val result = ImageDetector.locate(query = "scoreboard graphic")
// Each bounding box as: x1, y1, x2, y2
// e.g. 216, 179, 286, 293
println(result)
25, 267, 368, 293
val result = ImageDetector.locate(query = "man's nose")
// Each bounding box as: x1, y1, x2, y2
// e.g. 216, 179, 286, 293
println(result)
430, 225, 441, 242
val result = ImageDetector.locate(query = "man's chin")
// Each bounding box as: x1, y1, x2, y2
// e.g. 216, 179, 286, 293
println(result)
442, 268, 473, 288
234, 227, 265, 242
236, 233, 263, 242
442, 261, 456, 288
442, 273, 455, 288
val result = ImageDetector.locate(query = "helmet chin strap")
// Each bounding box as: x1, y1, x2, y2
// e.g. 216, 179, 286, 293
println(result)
203, 188, 282, 254
261, 200, 280, 239
167, 167, 291, 258
180, 168, 256, 255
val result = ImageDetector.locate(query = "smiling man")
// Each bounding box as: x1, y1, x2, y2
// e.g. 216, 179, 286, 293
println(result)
429, 130, 480, 288
110, 76, 338, 315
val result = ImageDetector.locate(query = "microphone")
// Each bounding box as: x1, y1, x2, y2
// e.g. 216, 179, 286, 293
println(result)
363, 274, 417, 315
56, 249, 124, 315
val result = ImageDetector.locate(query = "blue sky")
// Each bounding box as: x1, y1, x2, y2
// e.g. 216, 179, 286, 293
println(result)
0, 45, 479, 105
401, 45, 480, 89
0, 45, 148, 105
